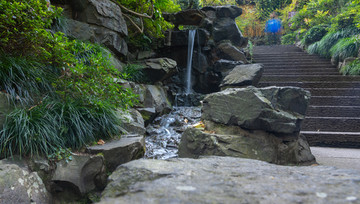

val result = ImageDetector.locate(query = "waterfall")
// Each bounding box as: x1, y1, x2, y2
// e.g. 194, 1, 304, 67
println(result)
185, 30, 196, 94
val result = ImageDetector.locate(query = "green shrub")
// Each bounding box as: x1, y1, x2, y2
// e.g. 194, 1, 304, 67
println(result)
0, 98, 121, 157
330, 36, 360, 63
121, 64, 148, 83
0, 54, 57, 105
303, 25, 329, 46
340, 58, 360, 75
281, 32, 297, 44
308, 27, 359, 58
0, 0, 62, 57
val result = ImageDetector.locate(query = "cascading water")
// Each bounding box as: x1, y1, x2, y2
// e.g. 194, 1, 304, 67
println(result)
185, 30, 196, 94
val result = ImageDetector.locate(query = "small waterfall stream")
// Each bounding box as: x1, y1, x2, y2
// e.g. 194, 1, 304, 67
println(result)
185, 30, 196, 94
145, 29, 202, 159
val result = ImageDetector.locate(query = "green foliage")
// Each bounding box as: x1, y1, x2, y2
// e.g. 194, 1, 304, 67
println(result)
0, 54, 56, 105
255, 0, 291, 20
330, 36, 360, 63
0, 0, 62, 57
281, 32, 297, 44
121, 64, 148, 83
307, 27, 359, 58
48, 148, 73, 163
340, 58, 360, 75
176, 0, 200, 10
0, 98, 121, 157
330, 0, 360, 31
302, 24, 328, 45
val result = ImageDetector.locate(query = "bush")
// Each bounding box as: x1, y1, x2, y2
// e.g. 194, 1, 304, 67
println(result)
281, 32, 297, 44
330, 36, 360, 63
340, 58, 360, 75
307, 27, 359, 58
303, 25, 329, 46
0, 0, 62, 57
0, 98, 121, 157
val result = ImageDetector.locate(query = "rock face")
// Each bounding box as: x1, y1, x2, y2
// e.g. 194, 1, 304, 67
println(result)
202, 86, 310, 134
87, 135, 145, 172
141, 58, 178, 83
51, 154, 106, 200
117, 108, 146, 135
58, 0, 128, 57
0, 160, 51, 204
220, 64, 264, 89
99, 157, 360, 203
217, 42, 248, 62
142, 85, 172, 114
178, 124, 315, 165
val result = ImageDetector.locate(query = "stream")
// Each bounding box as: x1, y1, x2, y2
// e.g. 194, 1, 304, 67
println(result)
145, 106, 201, 159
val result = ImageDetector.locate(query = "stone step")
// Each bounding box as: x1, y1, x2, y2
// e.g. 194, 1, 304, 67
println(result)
301, 131, 360, 148
310, 96, 360, 106
259, 62, 334, 66
263, 68, 338, 73
254, 58, 330, 62
307, 88, 360, 96
302, 117, 360, 132
307, 106, 360, 117
262, 72, 339, 76
259, 81, 360, 88
261, 75, 360, 82
263, 64, 336, 69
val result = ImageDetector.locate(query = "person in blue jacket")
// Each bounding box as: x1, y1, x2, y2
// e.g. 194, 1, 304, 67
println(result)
265, 12, 282, 45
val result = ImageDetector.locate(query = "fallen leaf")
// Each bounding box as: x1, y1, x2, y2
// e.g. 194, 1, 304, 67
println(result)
97, 139, 105, 145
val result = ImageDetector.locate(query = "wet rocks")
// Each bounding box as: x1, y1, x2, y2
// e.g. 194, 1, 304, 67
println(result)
99, 157, 360, 203
220, 64, 264, 89
141, 58, 178, 83
51, 154, 106, 199
216, 42, 248, 62
0, 160, 51, 204
201, 86, 310, 134
117, 108, 146, 135
87, 135, 145, 172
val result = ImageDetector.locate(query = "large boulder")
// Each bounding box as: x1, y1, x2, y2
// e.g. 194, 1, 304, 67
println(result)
143, 85, 172, 114
202, 5, 243, 19
51, 154, 106, 201
87, 135, 145, 172
217, 42, 248, 63
213, 18, 247, 48
141, 58, 178, 83
220, 63, 264, 89
117, 108, 146, 135
202, 86, 310, 134
213, 59, 244, 76
0, 160, 51, 204
163, 9, 206, 27
99, 157, 360, 203
70, 0, 127, 36
178, 125, 315, 165
165, 29, 209, 47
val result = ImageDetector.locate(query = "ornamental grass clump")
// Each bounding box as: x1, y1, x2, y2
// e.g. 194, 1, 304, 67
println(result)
330, 36, 360, 63
340, 59, 360, 75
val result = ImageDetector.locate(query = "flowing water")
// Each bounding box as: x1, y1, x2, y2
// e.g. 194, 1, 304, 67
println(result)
185, 30, 196, 94
145, 106, 201, 159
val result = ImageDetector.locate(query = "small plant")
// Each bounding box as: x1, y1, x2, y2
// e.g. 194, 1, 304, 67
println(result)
121, 63, 148, 83
340, 58, 360, 75
48, 148, 73, 163
281, 32, 296, 44
303, 24, 329, 46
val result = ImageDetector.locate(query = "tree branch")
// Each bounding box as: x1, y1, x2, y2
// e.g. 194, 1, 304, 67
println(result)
123, 13, 144, 34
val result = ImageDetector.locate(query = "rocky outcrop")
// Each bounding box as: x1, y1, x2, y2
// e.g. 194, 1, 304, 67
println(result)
213, 59, 244, 76
216, 42, 248, 62
99, 157, 360, 203
117, 108, 146, 135
0, 160, 51, 204
163, 9, 206, 28
220, 64, 263, 89
178, 124, 315, 165
51, 154, 106, 200
87, 135, 145, 172
137, 84, 172, 114
202, 86, 310, 134
141, 58, 178, 83
57, 0, 128, 57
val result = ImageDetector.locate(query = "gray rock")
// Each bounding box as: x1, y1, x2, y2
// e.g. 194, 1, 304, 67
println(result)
87, 135, 145, 172
165, 29, 208, 47
51, 155, 106, 196
0, 161, 51, 204
214, 59, 244, 75
202, 5, 243, 19
178, 125, 315, 165
117, 108, 145, 135
339, 57, 357, 70
163, 9, 206, 27
213, 19, 247, 48
71, 0, 127, 36
142, 58, 178, 82
60, 18, 128, 57
220, 63, 264, 88
143, 85, 172, 114
136, 107, 157, 125
217, 42, 248, 62
99, 156, 360, 204
0, 93, 12, 128
192, 51, 209, 74
202, 86, 310, 133
136, 51, 156, 60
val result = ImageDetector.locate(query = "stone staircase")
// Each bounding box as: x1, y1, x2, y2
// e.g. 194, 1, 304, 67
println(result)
254, 45, 360, 147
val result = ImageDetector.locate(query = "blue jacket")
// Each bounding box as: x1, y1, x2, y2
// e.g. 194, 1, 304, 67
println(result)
265, 19, 281, 33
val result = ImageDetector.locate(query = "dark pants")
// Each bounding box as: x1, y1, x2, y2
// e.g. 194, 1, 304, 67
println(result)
267, 33, 280, 45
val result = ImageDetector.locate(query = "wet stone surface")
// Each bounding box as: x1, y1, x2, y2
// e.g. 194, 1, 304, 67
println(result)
145, 107, 201, 159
